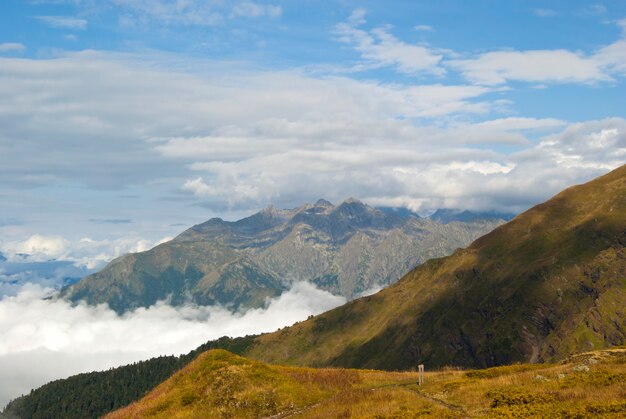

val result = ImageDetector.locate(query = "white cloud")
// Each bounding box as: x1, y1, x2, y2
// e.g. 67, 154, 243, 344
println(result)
231, 2, 282, 19
335, 10, 444, 76
0, 282, 346, 407
450, 49, 608, 85
35, 16, 88, 30
414, 24, 434, 31
450, 18, 626, 85
170, 117, 624, 213
0, 51, 493, 192
7, 235, 69, 261
347, 8, 366, 25
0, 234, 163, 268
0, 50, 623, 222
335, 10, 626, 85
0, 42, 26, 52
594, 18, 626, 75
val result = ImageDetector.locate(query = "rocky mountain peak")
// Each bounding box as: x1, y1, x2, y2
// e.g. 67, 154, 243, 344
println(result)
342, 197, 364, 205
332, 197, 377, 218
260, 204, 279, 215
314, 199, 334, 208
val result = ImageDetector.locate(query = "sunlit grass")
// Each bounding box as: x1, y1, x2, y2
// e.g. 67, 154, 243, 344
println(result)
106, 347, 626, 418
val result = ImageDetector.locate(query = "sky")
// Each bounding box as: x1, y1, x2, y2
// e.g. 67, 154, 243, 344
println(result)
0, 0, 625, 406
0, 0, 625, 263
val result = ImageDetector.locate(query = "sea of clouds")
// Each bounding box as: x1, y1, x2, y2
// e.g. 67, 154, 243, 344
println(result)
0, 280, 346, 407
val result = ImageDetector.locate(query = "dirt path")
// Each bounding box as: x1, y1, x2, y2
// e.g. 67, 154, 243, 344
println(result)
264, 381, 469, 418
371, 382, 469, 417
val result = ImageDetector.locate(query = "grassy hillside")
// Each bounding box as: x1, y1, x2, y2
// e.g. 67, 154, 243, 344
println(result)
107, 347, 626, 418
0, 337, 256, 419
244, 164, 626, 369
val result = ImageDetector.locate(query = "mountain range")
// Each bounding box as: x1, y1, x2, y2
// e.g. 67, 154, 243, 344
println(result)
60, 199, 506, 313
3, 165, 625, 418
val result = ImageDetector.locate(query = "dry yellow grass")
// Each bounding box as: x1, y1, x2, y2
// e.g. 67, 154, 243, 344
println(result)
107, 347, 626, 418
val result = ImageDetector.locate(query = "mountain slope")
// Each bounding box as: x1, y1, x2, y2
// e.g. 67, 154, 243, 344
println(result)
106, 348, 626, 419
243, 165, 626, 369
61, 199, 504, 313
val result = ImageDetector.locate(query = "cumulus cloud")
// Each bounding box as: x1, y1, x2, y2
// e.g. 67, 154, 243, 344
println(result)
172, 117, 623, 213
450, 50, 608, 85
450, 18, 626, 85
335, 9, 444, 76
0, 48, 623, 227
0, 234, 164, 268
0, 51, 492, 192
35, 15, 88, 30
0, 282, 346, 407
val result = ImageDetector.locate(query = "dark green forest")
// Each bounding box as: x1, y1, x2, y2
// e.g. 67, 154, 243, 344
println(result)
1, 336, 255, 419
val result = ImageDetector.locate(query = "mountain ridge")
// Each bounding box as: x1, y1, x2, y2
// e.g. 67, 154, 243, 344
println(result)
61, 198, 506, 313
241, 165, 626, 369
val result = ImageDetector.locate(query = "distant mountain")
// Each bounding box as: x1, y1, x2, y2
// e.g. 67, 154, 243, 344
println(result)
428, 208, 516, 223
243, 165, 626, 369
61, 199, 505, 313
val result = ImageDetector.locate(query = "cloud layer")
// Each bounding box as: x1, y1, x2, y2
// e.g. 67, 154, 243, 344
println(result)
1, 9, 625, 256
1, 50, 623, 222
0, 282, 346, 407
0, 234, 168, 269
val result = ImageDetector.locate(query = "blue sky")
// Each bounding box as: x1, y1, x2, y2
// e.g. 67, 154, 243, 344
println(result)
0, 0, 625, 267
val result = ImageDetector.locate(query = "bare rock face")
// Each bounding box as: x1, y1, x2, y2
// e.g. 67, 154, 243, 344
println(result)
61, 198, 507, 313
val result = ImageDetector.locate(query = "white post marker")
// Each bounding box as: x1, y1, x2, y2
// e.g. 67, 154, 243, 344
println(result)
418, 364, 424, 386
